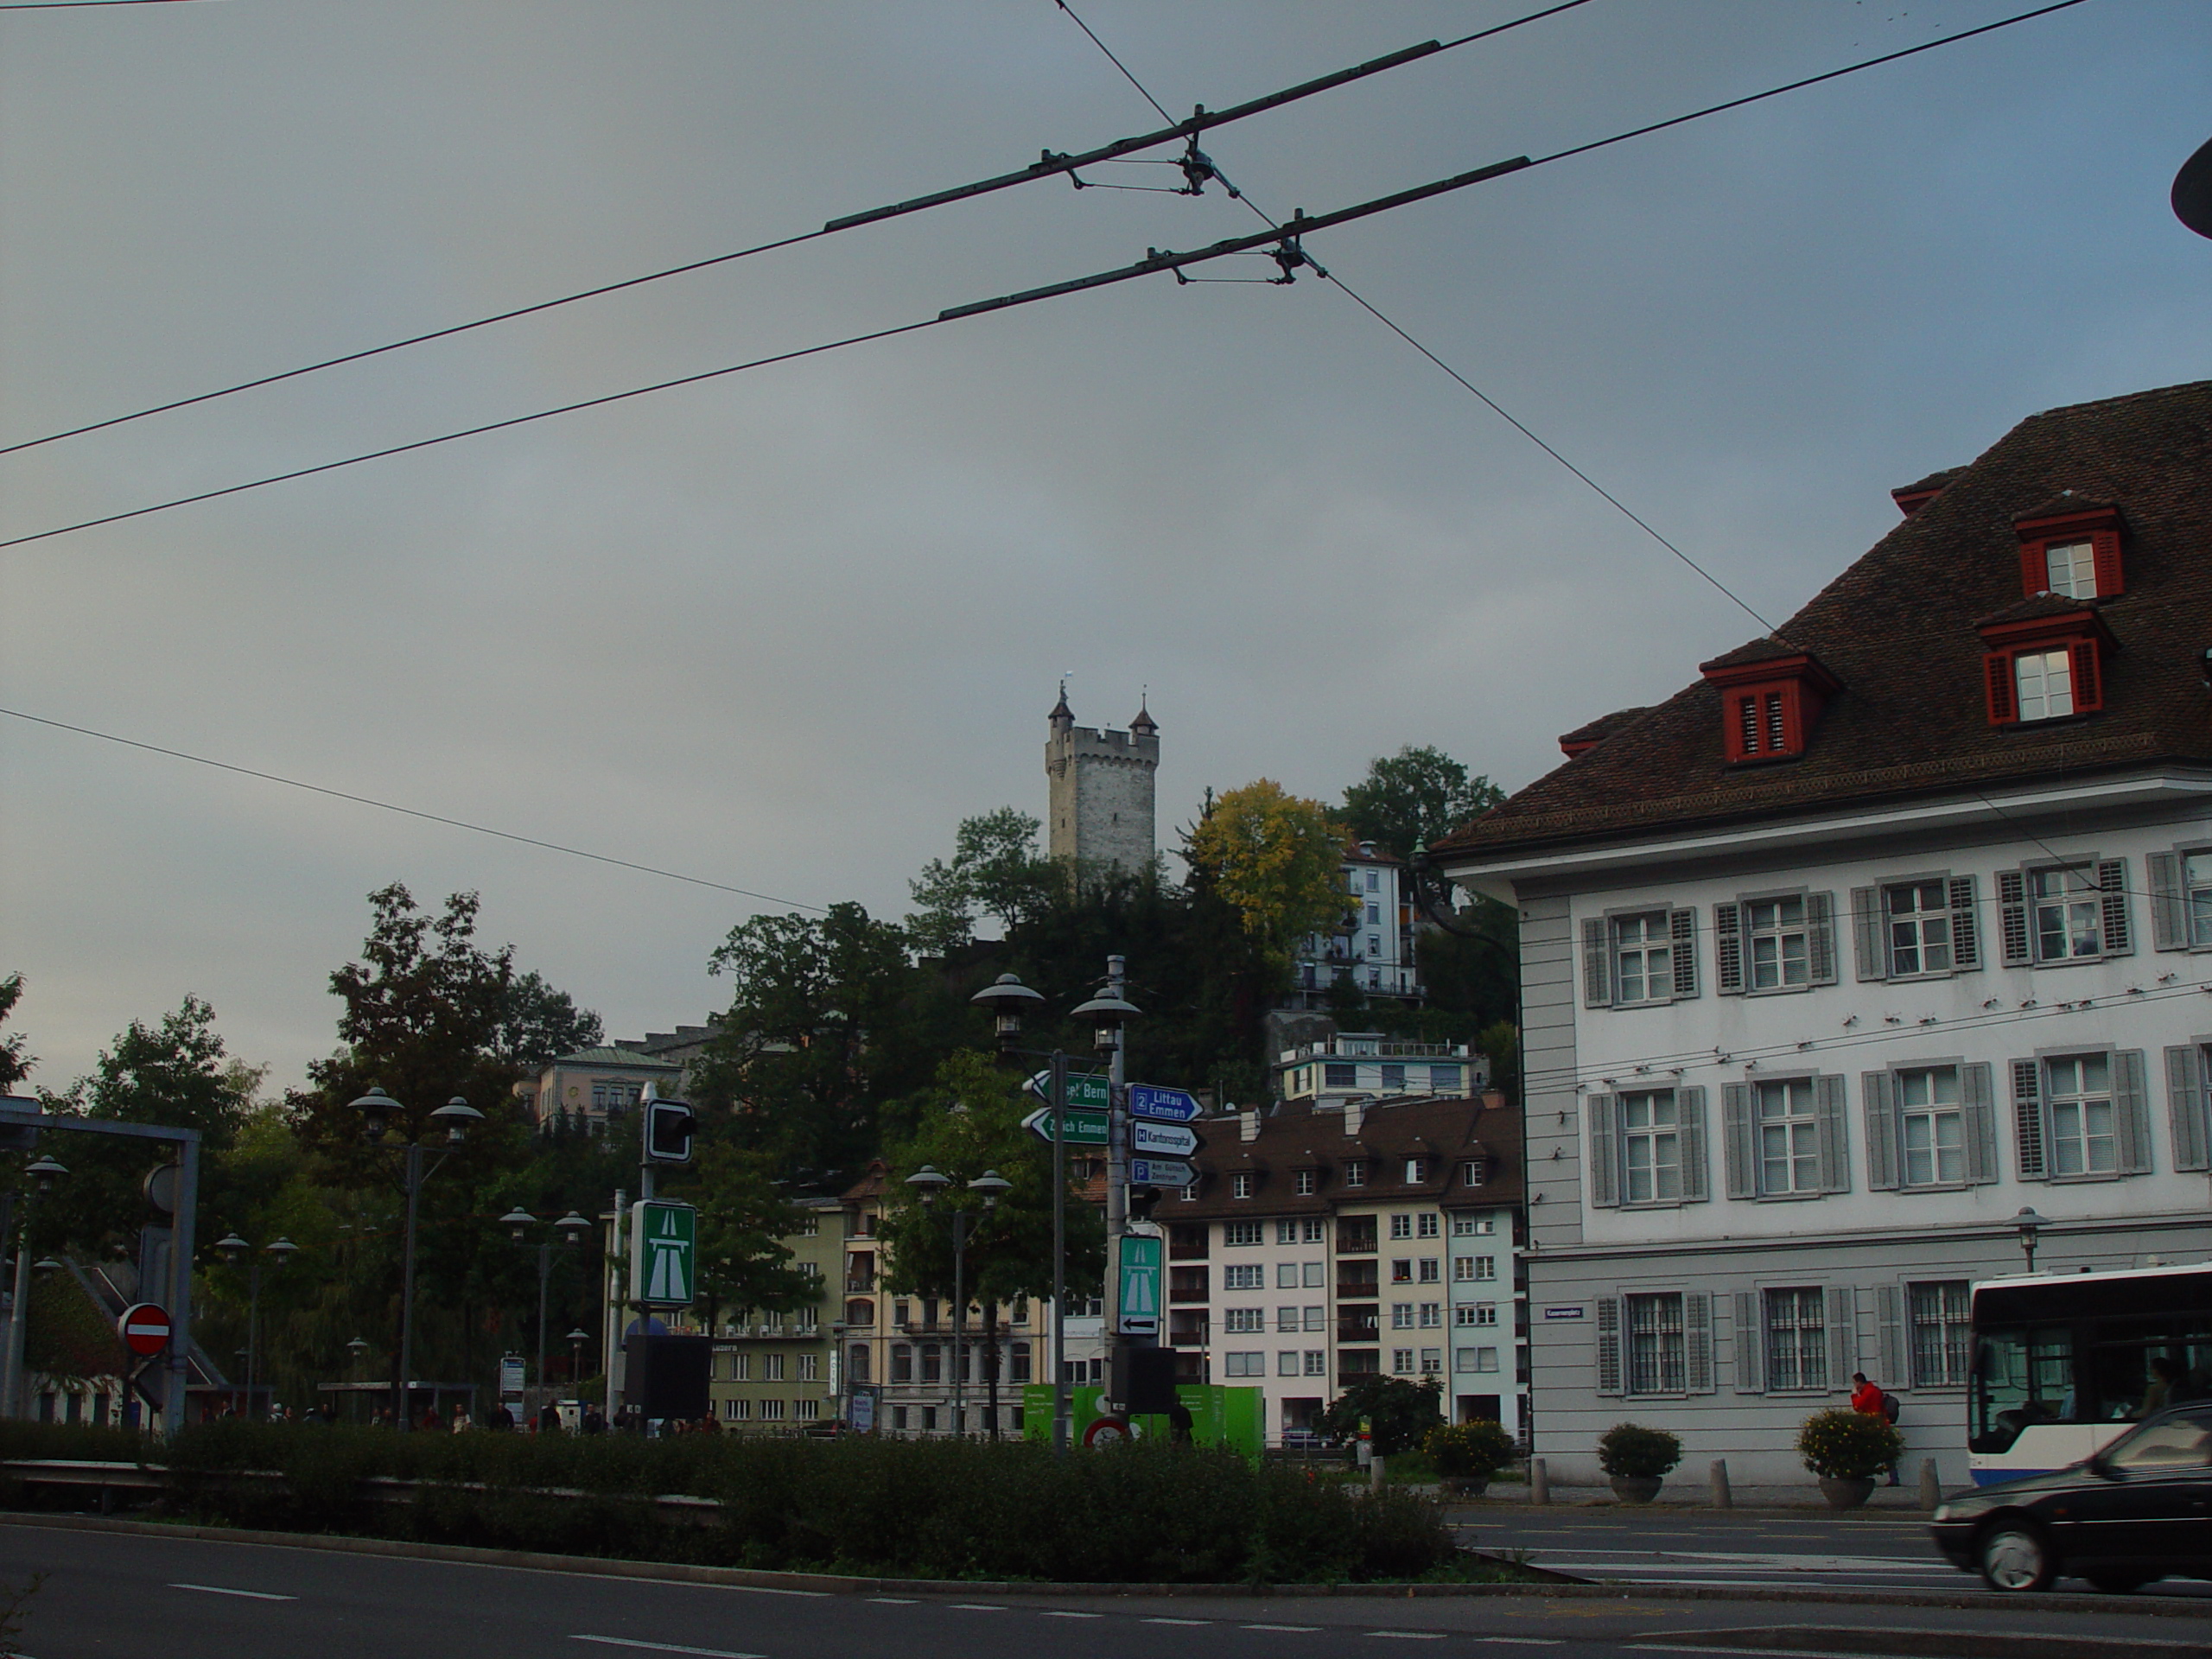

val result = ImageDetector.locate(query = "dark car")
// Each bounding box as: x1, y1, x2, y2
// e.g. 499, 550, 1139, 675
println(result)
1931, 1401, 2212, 1592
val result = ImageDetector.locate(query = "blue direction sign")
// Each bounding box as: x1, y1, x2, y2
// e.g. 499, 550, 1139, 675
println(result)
1129, 1119, 1199, 1159
1128, 1156, 1196, 1188
1128, 1084, 1202, 1123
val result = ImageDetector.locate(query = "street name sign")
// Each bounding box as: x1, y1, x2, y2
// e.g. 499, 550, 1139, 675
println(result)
1128, 1156, 1196, 1188
1026, 1071, 1112, 1111
1128, 1119, 1199, 1159
630, 1200, 698, 1307
1128, 1084, 1202, 1123
1116, 1233, 1161, 1337
1022, 1106, 1110, 1147
118, 1303, 170, 1357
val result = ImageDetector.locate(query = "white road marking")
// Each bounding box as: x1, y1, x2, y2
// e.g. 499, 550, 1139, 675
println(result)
169, 1583, 296, 1601
1243, 1625, 1320, 1633
950, 1603, 1008, 1611
1144, 1618, 1210, 1625
1041, 1611, 1103, 1619
868, 1598, 918, 1605
1474, 1641, 1564, 1648
570, 1638, 762, 1659
1366, 1633, 1447, 1641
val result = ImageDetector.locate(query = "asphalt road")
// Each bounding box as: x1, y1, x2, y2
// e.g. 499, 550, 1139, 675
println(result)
3, 1522, 2209, 1659
1452, 1506, 2212, 1599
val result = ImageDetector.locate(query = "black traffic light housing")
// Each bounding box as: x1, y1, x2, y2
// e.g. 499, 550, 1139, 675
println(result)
645, 1097, 696, 1165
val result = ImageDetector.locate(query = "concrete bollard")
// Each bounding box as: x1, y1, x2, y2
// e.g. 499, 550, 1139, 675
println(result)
1371, 1452, 1385, 1493
1709, 1458, 1732, 1509
1918, 1458, 1942, 1510
1530, 1456, 1549, 1505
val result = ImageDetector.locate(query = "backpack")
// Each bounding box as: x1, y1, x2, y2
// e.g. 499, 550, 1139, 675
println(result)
1881, 1390, 1902, 1424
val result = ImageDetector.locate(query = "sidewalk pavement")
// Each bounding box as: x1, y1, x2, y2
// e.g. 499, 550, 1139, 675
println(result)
1422, 1480, 1936, 1510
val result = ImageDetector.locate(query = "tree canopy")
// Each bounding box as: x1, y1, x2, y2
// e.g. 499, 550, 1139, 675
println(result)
1183, 780, 1351, 974
1341, 745, 1503, 860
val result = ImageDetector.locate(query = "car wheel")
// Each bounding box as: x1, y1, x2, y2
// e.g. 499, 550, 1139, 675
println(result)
1978, 1520, 2057, 1592
2084, 1571, 2151, 1594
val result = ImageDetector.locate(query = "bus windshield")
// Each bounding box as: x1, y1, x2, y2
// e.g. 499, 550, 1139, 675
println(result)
1973, 1309, 2212, 1452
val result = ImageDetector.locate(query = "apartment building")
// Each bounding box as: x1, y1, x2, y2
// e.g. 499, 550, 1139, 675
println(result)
1276, 1033, 1484, 1106
520, 1046, 682, 1133
1289, 844, 1421, 1006
703, 1197, 839, 1430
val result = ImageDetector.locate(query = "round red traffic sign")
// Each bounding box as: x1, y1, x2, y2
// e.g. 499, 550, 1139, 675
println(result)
118, 1302, 171, 1358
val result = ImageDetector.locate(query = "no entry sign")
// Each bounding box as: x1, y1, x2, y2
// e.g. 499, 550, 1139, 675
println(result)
118, 1303, 171, 1357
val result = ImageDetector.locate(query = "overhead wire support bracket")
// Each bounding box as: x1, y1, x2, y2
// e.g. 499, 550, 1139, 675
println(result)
941, 155, 1527, 321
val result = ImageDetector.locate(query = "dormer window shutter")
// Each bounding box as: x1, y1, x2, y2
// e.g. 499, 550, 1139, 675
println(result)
1986, 653, 2016, 722
2091, 530, 2124, 598
2018, 541, 2049, 595
2071, 640, 2102, 711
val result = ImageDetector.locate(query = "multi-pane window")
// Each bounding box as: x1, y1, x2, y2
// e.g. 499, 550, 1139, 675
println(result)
1224, 1221, 1264, 1246
1390, 1215, 1413, 1240
1224, 1353, 1265, 1377
1230, 1173, 1253, 1199
1391, 1349, 1415, 1376
1391, 1303, 1414, 1329
1748, 897, 1810, 989
1764, 1287, 1827, 1392
1452, 1255, 1474, 1282
1910, 1281, 1972, 1387
2032, 866, 2104, 959
2015, 648, 2075, 721
1277, 1306, 1300, 1331
1626, 1292, 1686, 1395
1622, 1090, 1681, 1204
2044, 540, 2097, 599
1224, 1264, 1264, 1290
1276, 1221, 1299, 1246
764, 1354, 785, 1382
1453, 1305, 1481, 1326
1224, 1308, 1265, 1333
1472, 1257, 1497, 1281
1475, 1304, 1498, 1326
1294, 1168, 1317, 1196
798, 1354, 819, 1382
1325, 1064, 1357, 1089
1304, 1351, 1326, 1376
1613, 912, 1673, 1004
1886, 881, 1954, 976
2189, 851, 2212, 946
1758, 1079, 1821, 1194
1418, 1214, 1440, 1238
2046, 1054, 2117, 1176
1303, 1217, 1325, 1243
1899, 1066, 1965, 1186
1343, 1160, 1366, 1188
1421, 1349, 1443, 1375
1419, 1259, 1441, 1283
1419, 1303, 1441, 1328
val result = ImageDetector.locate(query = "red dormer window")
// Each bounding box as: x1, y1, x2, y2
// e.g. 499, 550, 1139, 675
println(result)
1700, 649, 1841, 765
1977, 604, 2115, 726
2013, 499, 2125, 601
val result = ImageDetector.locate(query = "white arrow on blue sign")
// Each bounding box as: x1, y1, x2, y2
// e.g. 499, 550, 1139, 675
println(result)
1128, 1084, 1202, 1123
1128, 1155, 1196, 1188
1129, 1119, 1199, 1159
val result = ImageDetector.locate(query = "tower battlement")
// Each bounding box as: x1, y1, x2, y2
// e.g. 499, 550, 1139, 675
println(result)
1046, 688, 1158, 875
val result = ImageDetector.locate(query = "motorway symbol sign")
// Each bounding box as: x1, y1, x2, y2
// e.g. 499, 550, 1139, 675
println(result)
1129, 1119, 1199, 1159
118, 1303, 170, 1358
1116, 1233, 1161, 1337
1128, 1156, 1196, 1188
1026, 1071, 1112, 1111
630, 1200, 697, 1306
1128, 1084, 1202, 1123
1023, 1106, 1110, 1147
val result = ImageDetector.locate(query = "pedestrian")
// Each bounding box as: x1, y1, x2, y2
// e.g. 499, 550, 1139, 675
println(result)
1850, 1372, 1901, 1485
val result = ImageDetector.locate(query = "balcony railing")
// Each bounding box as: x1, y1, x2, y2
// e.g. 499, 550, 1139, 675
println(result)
1168, 1286, 1209, 1305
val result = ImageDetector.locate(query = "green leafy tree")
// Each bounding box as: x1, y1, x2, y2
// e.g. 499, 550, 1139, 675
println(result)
490, 970, 603, 1068
663, 1137, 817, 1329
1184, 780, 1351, 976
0, 973, 32, 1092
1319, 1376, 1445, 1455
1340, 745, 1503, 860
907, 808, 1062, 956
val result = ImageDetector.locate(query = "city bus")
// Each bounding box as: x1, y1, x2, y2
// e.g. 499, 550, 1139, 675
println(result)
1969, 1262, 2212, 1484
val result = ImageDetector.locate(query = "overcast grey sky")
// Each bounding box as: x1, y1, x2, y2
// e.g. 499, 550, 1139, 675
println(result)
3, 0, 2206, 1094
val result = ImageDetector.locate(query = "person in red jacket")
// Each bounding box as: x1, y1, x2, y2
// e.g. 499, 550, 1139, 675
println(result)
1849, 1372, 1884, 1417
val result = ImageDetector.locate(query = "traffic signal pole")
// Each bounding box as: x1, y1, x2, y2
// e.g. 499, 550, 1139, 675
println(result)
1103, 955, 1128, 1408
1049, 1046, 1067, 1454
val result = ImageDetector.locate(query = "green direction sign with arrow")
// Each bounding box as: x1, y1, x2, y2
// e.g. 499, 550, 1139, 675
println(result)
630, 1200, 697, 1307
1116, 1233, 1162, 1338
1022, 1106, 1110, 1147
1026, 1071, 1111, 1112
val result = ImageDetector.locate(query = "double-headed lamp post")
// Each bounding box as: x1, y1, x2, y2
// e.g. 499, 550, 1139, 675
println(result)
213, 1233, 298, 1416
903, 1166, 1011, 1437
349, 1086, 483, 1428
498, 1207, 591, 1418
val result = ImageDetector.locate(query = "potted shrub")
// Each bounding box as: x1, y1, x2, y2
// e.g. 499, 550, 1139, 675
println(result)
1423, 1420, 1516, 1497
1796, 1408, 1904, 1510
1597, 1422, 1681, 1503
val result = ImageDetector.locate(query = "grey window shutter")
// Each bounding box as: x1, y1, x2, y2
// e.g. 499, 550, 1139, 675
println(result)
2148, 852, 2185, 951
2114, 1049, 2153, 1174
2100, 860, 2132, 957
1827, 1287, 1858, 1385
1876, 1285, 1905, 1389
1807, 891, 1839, 985
1715, 902, 1744, 994
1686, 1292, 1714, 1394
1670, 907, 1699, 999
2012, 1059, 2046, 1180
1679, 1085, 1709, 1203
1862, 1070, 1899, 1191
1733, 1290, 1764, 1393
1998, 870, 2031, 965
1723, 1083, 1756, 1198
2166, 1044, 2210, 1173
1582, 918, 1611, 1007
1816, 1073, 1852, 1193
1595, 1297, 1623, 1396
1587, 1093, 1621, 1208
1851, 887, 1885, 981
1962, 1062, 1999, 1185
1949, 875, 1980, 970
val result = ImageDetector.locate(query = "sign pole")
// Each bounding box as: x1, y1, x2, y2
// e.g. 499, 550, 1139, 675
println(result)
1104, 954, 1128, 1408
1051, 1046, 1067, 1455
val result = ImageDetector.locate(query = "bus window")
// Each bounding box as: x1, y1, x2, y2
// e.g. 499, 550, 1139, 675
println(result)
1971, 1325, 2073, 1452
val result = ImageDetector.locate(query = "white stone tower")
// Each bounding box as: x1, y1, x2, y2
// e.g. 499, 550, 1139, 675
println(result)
1046, 684, 1159, 877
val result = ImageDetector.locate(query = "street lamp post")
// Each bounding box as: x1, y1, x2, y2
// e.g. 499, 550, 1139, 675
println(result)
2015, 1206, 2047, 1274
903, 1166, 1011, 1436
565, 1327, 590, 1390
213, 1234, 299, 1417
499, 1207, 590, 1420
350, 1087, 483, 1428
1, 1156, 68, 1421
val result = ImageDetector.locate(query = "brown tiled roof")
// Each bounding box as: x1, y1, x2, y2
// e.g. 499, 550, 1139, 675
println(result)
1172, 1096, 1523, 1217
1440, 380, 2212, 856
1897, 465, 1967, 498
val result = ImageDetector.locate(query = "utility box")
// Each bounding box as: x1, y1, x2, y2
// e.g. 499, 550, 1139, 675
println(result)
622, 1332, 712, 1421
1111, 1344, 1179, 1415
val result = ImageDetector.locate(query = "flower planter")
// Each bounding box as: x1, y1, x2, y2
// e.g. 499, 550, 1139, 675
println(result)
1440, 1475, 1491, 1499
1819, 1476, 1877, 1510
1610, 1475, 1663, 1505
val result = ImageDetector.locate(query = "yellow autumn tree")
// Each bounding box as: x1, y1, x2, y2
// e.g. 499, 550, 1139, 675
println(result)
1185, 779, 1354, 973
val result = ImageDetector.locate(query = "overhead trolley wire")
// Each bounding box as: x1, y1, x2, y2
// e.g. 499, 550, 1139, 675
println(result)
0, 1, 1592, 460
0, 0, 2090, 553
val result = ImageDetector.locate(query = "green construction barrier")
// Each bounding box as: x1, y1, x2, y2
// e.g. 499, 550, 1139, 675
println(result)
1020, 1381, 1263, 1459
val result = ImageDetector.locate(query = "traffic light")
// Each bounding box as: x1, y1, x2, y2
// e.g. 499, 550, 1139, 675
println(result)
644, 1097, 696, 1164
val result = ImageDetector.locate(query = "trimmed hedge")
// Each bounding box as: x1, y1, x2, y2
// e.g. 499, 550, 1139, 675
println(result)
0, 1423, 1460, 1584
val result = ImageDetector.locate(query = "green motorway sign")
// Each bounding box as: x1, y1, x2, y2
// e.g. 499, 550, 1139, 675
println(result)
1116, 1233, 1162, 1338
1023, 1106, 1110, 1147
630, 1199, 696, 1307
1027, 1071, 1111, 1111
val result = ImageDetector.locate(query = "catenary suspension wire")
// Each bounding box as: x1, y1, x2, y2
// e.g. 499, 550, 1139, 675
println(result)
0, 2, 1592, 459
0, 705, 828, 913
0, 0, 2088, 552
